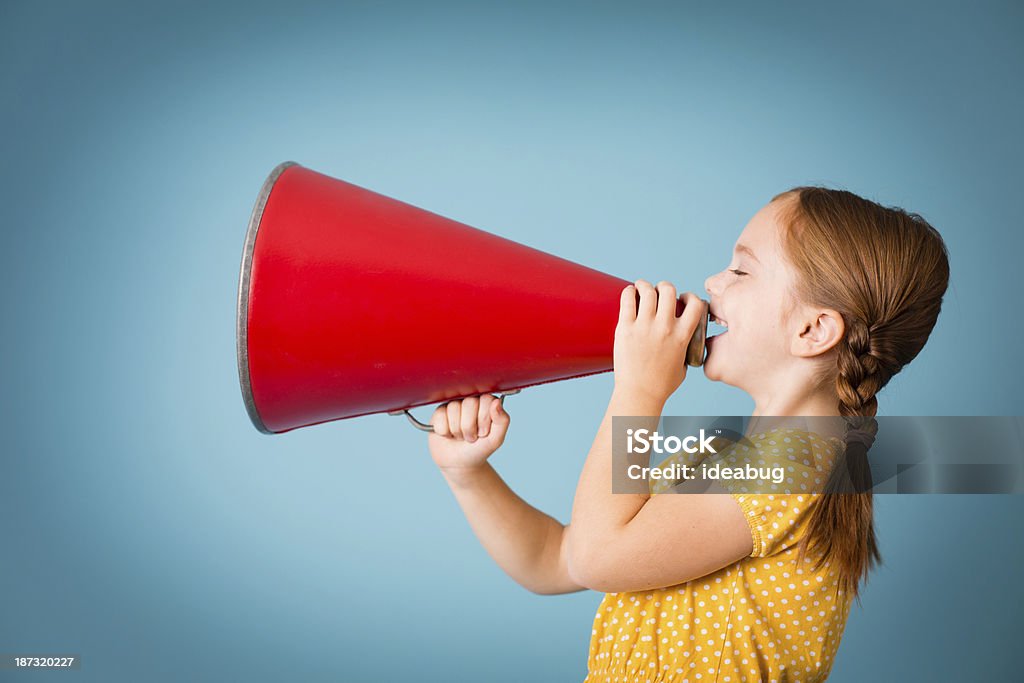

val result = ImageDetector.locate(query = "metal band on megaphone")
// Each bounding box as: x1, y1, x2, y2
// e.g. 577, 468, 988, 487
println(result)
389, 389, 522, 432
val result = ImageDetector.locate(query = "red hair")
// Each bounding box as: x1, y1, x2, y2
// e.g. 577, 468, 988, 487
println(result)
772, 187, 950, 598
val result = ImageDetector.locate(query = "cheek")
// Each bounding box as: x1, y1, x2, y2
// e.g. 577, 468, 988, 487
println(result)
737, 305, 789, 351
737, 303, 770, 333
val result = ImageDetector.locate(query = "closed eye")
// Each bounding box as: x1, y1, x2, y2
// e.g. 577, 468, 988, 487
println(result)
729, 269, 748, 276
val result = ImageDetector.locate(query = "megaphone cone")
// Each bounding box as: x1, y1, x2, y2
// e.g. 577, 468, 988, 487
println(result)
236, 162, 707, 434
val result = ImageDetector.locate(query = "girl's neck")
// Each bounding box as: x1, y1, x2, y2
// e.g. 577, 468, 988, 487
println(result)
750, 382, 841, 418
748, 383, 845, 441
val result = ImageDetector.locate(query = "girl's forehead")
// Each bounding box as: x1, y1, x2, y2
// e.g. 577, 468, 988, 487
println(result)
737, 204, 784, 261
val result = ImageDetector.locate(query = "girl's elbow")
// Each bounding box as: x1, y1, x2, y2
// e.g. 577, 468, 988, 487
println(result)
567, 539, 642, 593
566, 540, 613, 591
568, 561, 621, 593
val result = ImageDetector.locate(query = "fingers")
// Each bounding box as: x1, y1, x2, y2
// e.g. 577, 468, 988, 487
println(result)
628, 279, 682, 325
432, 394, 507, 441
491, 396, 508, 425
619, 284, 637, 325
445, 400, 462, 439
621, 278, 702, 341
477, 394, 494, 438
655, 281, 678, 323
460, 395, 479, 442
634, 279, 657, 319
432, 402, 452, 437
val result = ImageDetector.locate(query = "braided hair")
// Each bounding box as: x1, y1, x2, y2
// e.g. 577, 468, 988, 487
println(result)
772, 186, 950, 599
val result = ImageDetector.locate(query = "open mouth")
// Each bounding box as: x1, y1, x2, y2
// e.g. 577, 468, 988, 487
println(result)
707, 313, 728, 341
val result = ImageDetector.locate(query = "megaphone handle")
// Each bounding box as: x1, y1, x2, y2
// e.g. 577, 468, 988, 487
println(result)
392, 389, 522, 432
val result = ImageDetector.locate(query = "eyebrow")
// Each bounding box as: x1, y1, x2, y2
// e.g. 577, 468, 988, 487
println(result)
734, 243, 761, 263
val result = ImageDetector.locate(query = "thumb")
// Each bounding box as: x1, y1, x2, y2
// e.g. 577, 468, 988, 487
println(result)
492, 397, 510, 423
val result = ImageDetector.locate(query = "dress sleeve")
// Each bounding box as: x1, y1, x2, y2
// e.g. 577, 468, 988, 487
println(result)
731, 492, 816, 557
724, 429, 839, 557
648, 428, 842, 556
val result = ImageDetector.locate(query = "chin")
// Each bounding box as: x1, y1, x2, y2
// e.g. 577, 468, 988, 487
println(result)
702, 357, 724, 383
703, 358, 744, 391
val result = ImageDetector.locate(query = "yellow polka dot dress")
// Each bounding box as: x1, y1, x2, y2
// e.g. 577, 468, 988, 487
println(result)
583, 428, 852, 683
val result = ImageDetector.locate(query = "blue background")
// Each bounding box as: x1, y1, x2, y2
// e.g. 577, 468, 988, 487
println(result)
2, 1, 1022, 680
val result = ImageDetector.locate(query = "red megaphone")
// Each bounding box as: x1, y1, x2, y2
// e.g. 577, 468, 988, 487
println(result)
236, 162, 708, 434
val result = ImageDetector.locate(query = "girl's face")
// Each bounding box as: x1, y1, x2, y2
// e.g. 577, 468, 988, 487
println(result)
702, 198, 803, 395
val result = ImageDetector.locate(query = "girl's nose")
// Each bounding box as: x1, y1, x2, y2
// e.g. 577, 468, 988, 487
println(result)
704, 272, 718, 297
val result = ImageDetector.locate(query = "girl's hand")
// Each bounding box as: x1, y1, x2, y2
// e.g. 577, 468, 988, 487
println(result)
427, 394, 511, 474
613, 280, 704, 406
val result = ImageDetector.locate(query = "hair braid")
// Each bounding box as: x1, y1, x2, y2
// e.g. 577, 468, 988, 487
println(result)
836, 317, 883, 427
795, 316, 884, 599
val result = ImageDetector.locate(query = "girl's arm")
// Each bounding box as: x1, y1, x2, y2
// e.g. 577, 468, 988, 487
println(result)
428, 393, 584, 595
565, 387, 752, 592
565, 281, 753, 593
440, 461, 583, 595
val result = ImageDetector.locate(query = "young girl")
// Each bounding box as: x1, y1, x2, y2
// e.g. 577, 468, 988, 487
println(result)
427, 187, 949, 682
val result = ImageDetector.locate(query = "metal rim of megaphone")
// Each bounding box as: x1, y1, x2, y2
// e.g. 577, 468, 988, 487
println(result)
390, 389, 522, 432
685, 298, 710, 368
237, 160, 299, 434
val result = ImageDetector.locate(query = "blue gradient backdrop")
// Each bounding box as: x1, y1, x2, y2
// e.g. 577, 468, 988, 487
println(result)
2, 1, 1021, 680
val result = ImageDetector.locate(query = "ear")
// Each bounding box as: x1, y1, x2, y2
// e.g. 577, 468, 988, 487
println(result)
791, 306, 845, 358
